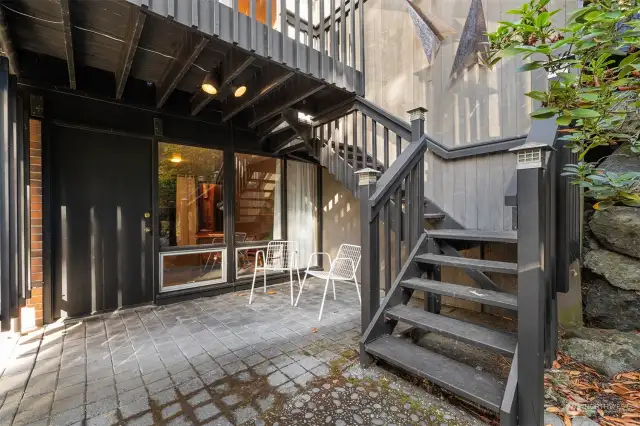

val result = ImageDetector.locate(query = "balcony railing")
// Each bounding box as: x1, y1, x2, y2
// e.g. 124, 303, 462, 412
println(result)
132, 0, 365, 94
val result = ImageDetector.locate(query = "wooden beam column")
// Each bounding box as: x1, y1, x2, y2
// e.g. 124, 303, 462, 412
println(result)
157, 33, 209, 108
115, 10, 146, 99
59, 0, 76, 89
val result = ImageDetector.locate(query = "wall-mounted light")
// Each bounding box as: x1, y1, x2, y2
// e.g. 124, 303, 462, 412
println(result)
201, 70, 219, 95
232, 84, 247, 97
170, 153, 183, 163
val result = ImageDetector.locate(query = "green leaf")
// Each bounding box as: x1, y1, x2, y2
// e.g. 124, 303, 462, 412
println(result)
517, 61, 545, 72
531, 107, 559, 119
536, 12, 550, 28
556, 72, 578, 84
619, 52, 640, 68
568, 108, 601, 118
593, 200, 615, 210
578, 93, 598, 102
556, 116, 573, 126
584, 10, 602, 21
525, 91, 547, 102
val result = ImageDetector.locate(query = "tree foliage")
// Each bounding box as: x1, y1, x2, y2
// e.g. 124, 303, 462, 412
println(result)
484, 0, 640, 209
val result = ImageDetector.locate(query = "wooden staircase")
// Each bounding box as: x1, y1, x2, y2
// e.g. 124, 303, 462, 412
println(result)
364, 229, 519, 416
304, 100, 567, 425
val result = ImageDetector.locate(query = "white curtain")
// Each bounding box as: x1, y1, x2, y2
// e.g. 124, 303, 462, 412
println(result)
287, 161, 318, 267
273, 159, 282, 240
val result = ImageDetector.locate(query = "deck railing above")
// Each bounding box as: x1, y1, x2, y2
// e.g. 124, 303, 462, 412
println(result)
131, 0, 366, 94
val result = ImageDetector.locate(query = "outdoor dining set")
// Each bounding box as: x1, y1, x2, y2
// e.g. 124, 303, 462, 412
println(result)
247, 240, 362, 321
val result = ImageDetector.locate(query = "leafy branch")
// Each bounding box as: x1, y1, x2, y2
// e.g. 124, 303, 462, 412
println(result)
484, 0, 640, 209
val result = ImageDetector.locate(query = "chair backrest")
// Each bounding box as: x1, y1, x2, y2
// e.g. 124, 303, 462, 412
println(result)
334, 244, 361, 278
265, 240, 298, 269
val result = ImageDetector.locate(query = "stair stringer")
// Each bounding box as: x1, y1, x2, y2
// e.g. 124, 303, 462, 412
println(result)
359, 233, 429, 364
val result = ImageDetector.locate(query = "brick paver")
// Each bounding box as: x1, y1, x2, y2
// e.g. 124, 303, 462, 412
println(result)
0, 279, 361, 425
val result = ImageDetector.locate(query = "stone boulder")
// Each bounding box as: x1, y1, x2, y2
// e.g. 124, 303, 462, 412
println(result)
583, 249, 640, 291
560, 328, 640, 377
583, 277, 640, 331
589, 206, 640, 260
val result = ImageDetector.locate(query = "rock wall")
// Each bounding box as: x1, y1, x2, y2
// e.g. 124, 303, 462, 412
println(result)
582, 206, 640, 332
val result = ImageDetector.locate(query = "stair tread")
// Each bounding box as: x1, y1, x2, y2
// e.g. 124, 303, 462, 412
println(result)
428, 229, 517, 243
402, 278, 518, 310
366, 335, 505, 412
385, 305, 516, 355
415, 253, 518, 275
424, 213, 445, 220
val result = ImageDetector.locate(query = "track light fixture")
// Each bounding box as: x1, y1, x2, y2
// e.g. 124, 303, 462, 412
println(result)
201, 70, 219, 95
232, 84, 247, 97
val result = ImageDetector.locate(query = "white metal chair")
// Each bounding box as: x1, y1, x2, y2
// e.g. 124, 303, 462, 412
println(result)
249, 240, 301, 305
294, 244, 361, 321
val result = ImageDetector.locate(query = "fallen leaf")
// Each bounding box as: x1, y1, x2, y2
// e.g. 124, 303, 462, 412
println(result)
267, 291, 277, 295
311, 328, 318, 333
563, 414, 572, 426
553, 360, 561, 369
546, 407, 561, 413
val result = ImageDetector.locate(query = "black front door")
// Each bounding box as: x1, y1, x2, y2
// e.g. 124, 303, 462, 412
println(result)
50, 126, 153, 318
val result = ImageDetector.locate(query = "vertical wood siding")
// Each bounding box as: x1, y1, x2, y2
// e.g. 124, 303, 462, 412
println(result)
363, 0, 572, 230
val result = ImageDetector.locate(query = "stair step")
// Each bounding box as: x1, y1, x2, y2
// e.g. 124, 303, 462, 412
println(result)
366, 335, 505, 412
428, 229, 517, 244
414, 254, 518, 275
424, 213, 445, 221
385, 305, 516, 356
402, 278, 518, 310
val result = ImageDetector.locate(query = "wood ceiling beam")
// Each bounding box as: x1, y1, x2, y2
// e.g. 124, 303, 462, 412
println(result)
282, 108, 312, 143
191, 51, 255, 116
270, 128, 299, 152
222, 70, 294, 122
0, 7, 19, 75
115, 10, 146, 100
249, 80, 324, 128
257, 114, 285, 141
60, 0, 76, 89
157, 34, 208, 108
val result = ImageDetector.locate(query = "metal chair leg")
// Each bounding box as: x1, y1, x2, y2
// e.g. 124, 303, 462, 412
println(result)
294, 272, 308, 307
249, 267, 259, 305
332, 280, 336, 300
318, 277, 332, 321
289, 269, 294, 306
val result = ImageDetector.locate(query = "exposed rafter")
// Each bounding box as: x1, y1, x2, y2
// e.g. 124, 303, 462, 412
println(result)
282, 108, 312, 143
222, 70, 294, 122
115, 10, 146, 100
191, 51, 255, 116
59, 0, 76, 89
256, 114, 285, 141
0, 7, 19, 75
157, 34, 208, 108
249, 79, 324, 127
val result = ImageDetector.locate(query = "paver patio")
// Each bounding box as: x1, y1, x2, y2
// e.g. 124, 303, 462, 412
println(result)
0, 279, 483, 426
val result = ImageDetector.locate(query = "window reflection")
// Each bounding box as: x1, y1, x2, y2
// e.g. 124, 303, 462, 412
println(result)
161, 249, 225, 291
234, 154, 282, 242
158, 143, 224, 248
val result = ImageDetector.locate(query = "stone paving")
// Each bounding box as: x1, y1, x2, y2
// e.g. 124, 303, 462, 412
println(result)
0, 279, 484, 426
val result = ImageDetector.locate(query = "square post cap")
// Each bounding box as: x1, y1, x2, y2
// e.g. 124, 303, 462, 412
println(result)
509, 142, 555, 169
355, 167, 381, 186
407, 107, 428, 121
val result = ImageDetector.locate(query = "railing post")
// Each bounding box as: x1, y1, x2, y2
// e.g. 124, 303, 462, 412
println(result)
408, 107, 431, 310
355, 167, 380, 364
510, 142, 551, 426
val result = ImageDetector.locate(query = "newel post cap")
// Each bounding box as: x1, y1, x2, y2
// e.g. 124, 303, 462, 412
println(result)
407, 107, 428, 121
355, 168, 381, 186
509, 142, 555, 169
